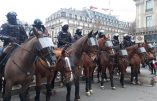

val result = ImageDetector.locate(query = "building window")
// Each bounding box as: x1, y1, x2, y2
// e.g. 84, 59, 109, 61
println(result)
85, 17, 87, 22
75, 15, 77, 20
80, 16, 82, 21
69, 13, 72, 19
146, 0, 153, 11
61, 12, 66, 17
146, 16, 152, 27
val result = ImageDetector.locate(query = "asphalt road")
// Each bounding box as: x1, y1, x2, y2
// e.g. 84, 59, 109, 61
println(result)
1, 67, 157, 101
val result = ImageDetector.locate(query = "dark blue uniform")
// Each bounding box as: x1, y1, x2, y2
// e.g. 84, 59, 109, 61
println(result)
57, 31, 72, 47
0, 23, 28, 46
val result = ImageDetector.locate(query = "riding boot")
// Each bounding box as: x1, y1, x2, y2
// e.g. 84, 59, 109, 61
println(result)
46, 84, 51, 101
35, 86, 41, 101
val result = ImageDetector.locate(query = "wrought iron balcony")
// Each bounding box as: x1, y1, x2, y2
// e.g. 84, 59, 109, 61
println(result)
136, 26, 157, 33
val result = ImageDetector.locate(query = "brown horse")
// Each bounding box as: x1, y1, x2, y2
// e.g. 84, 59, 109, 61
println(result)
97, 36, 116, 89
3, 27, 57, 101
118, 42, 156, 87
51, 30, 98, 101
126, 44, 148, 84
34, 48, 73, 101
81, 52, 97, 96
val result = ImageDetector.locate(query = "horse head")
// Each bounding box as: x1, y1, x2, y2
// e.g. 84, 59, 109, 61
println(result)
32, 27, 57, 68
98, 35, 115, 56
140, 41, 156, 62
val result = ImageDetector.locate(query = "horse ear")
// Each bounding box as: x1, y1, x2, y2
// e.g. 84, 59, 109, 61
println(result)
32, 27, 40, 38
145, 40, 148, 44
88, 30, 93, 37
93, 30, 98, 36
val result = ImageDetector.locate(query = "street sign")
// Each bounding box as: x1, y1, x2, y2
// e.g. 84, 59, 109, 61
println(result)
135, 35, 144, 43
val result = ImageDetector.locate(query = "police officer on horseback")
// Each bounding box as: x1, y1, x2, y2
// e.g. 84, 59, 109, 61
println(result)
112, 33, 120, 47
122, 34, 133, 48
98, 30, 105, 39
29, 19, 49, 37
0, 11, 28, 72
73, 26, 83, 42
57, 21, 72, 47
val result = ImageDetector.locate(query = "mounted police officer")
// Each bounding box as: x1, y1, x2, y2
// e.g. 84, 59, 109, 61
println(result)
0, 12, 28, 46
122, 34, 133, 48
112, 33, 120, 47
112, 33, 121, 74
0, 12, 28, 89
97, 30, 105, 39
57, 21, 72, 48
73, 26, 83, 42
29, 19, 49, 37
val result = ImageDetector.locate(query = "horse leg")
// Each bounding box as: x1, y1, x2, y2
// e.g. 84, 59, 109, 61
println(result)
60, 73, 64, 87
3, 80, 12, 101
135, 67, 140, 85
74, 77, 80, 101
89, 77, 93, 95
120, 73, 125, 88
85, 77, 90, 96
19, 83, 30, 101
97, 65, 102, 83
100, 67, 106, 89
84, 68, 90, 96
46, 75, 54, 101
109, 66, 115, 90
130, 67, 134, 83
51, 71, 57, 89
35, 74, 42, 101
89, 66, 95, 95
66, 82, 72, 101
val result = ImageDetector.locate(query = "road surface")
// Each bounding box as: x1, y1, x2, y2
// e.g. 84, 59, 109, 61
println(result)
1, 67, 157, 101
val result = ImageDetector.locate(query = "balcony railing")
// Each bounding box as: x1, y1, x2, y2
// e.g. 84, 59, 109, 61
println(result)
136, 26, 157, 33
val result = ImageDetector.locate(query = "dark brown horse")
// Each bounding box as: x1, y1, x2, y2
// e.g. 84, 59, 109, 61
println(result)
97, 36, 116, 89
3, 27, 57, 101
126, 44, 148, 84
34, 48, 73, 101
81, 52, 97, 96
51, 30, 98, 101
118, 42, 156, 87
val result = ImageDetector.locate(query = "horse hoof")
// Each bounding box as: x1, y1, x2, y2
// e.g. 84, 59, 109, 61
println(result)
89, 89, 94, 94
130, 81, 136, 85
86, 91, 91, 96
104, 79, 109, 82
100, 86, 105, 89
136, 81, 141, 85
111, 87, 116, 90
122, 85, 126, 88
59, 83, 64, 88
75, 98, 81, 101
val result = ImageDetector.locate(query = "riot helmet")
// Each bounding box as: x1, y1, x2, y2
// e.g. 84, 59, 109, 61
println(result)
76, 26, 82, 35
123, 34, 131, 41
113, 33, 119, 40
6, 11, 17, 25
98, 30, 105, 38
33, 19, 43, 29
62, 21, 69, 32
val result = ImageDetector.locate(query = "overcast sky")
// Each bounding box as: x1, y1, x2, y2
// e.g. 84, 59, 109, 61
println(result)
0, 0, 136, 25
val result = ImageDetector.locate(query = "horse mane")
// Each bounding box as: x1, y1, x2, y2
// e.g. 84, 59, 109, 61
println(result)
65, 35, 87, 52
23, 36, 35, 44
126, 44, 138, 51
